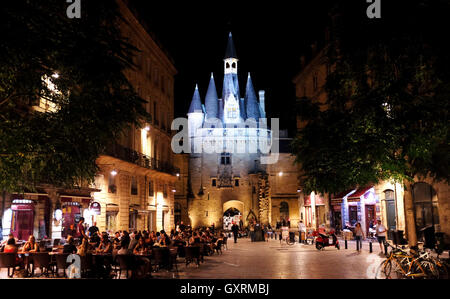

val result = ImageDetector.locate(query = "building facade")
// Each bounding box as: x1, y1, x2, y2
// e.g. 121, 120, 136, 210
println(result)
293, 42, 449, 243
174, 33, 299, 230
1, 0, 178, 241
91, 0, 178, 235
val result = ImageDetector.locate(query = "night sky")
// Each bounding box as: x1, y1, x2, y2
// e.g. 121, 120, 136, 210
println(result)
128, 0, 336, 135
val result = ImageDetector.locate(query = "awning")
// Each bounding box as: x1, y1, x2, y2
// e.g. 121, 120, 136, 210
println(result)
348, 186, 373, 200
331, 189, 355, 200
331, 186, 373, 201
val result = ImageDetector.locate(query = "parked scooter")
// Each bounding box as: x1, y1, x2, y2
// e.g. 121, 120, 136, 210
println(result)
313, 230, 340, 250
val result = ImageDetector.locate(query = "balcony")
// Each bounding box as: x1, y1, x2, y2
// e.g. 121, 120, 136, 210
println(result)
104, 143, 179, 176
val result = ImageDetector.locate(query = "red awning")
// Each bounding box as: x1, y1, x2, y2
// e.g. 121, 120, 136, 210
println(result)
348, 186, 373, 199
331, 186, 373, 200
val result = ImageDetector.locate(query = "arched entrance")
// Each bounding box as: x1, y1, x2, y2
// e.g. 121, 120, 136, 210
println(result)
280, 201, 289, 222
223, 200, 244, 230
223, 207, 241, 231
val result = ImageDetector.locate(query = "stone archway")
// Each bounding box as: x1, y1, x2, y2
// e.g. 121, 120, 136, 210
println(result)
223, 200, 244, 230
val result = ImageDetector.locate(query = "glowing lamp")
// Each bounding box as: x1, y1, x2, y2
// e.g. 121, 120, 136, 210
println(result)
110, 169, 117, 176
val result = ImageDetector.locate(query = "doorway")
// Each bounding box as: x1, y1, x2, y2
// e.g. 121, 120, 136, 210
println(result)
349, 206, 358, 226
365, 205, 376, 234
223, 207, 241, 231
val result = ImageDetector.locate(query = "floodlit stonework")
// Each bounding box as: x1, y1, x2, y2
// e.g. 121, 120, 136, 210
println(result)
174, 34, 299, 229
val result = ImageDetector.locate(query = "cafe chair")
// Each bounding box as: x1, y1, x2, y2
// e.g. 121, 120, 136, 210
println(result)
0, 253, 18, 278
152, 247, 171, 272
54, 253, 70, 277
184, 246, 200, 268
115, 254, 135, 279
31, 252, 54, 277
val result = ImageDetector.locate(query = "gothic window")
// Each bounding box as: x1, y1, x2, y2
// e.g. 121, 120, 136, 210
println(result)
220, 153, 231, 165
226, 62, 230, 69
232, 62, 236, 69
211, 179, 217, 187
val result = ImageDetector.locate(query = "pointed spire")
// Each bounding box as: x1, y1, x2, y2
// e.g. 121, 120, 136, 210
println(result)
225, 32, 237, 59
188, 84, 203, 114
205, 74, 218, 120
245, 74, 260, 120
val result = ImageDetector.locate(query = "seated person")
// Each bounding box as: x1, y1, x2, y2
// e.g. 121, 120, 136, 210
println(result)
22, 235, 38, 252
77, 238, 90, 257
133, 238, 148, 255
97, 233, 112, 254
3, 237, 18, 253
63, 235, 77, 254
117, 232, 131, 255
89, 231, 101, 248
0, 234, 16, 251
112, 232, 121, 249
159, 233, 171, 247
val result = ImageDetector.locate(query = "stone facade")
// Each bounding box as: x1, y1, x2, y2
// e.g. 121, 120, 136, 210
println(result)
293, 41, 449, 244
174, 34, 299, 230
92, 0, 177, 234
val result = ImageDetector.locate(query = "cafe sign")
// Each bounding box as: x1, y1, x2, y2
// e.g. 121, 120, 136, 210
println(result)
89, 201, 101, 215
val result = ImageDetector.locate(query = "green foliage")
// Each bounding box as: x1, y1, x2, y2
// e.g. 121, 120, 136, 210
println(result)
0, 0, 150, 192
292, 0, 450, 194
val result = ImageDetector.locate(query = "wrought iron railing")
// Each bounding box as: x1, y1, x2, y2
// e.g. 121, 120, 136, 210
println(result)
104, 143, 179, 176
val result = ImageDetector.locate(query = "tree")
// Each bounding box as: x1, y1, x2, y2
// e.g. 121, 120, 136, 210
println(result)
291, 0, 449, 246
0, 0, 149, 192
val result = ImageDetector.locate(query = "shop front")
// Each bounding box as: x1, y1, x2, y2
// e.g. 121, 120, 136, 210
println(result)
304, 192, 327, 230
10, 199, 35, 241
59, 195, 92, 239
332, 186, 380, 235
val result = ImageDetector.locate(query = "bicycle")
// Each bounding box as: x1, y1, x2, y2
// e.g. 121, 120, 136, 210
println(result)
375, 243, 431, 279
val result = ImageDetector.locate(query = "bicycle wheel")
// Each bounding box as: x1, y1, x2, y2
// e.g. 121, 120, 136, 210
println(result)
375, 260, 390, 279
420, 260, 439, 279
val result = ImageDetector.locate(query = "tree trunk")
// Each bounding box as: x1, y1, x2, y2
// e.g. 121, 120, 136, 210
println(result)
403, 179, 417, 247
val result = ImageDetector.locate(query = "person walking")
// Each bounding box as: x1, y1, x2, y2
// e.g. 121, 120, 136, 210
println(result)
231, 222, 239, 243
249, 223, 255, 242
375, 219, 387, 252
354, 222, 365, 251
298, 220, 306, 244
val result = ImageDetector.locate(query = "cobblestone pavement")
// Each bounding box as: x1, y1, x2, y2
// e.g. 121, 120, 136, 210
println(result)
0, 238, 392, 279
155, 237, 387, 279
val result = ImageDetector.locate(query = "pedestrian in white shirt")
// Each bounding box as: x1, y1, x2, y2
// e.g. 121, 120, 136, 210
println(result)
375, 219, 387, 252
298, 221, 306, 244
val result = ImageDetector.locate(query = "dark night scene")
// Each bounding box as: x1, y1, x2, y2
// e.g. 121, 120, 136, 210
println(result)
0, 0, 449, 288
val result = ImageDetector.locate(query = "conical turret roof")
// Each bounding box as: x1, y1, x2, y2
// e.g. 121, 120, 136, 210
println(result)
245, 73, 260, 120
225, 32, 237, 59
188, 84, 203, 114
205, 73, 219, 119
